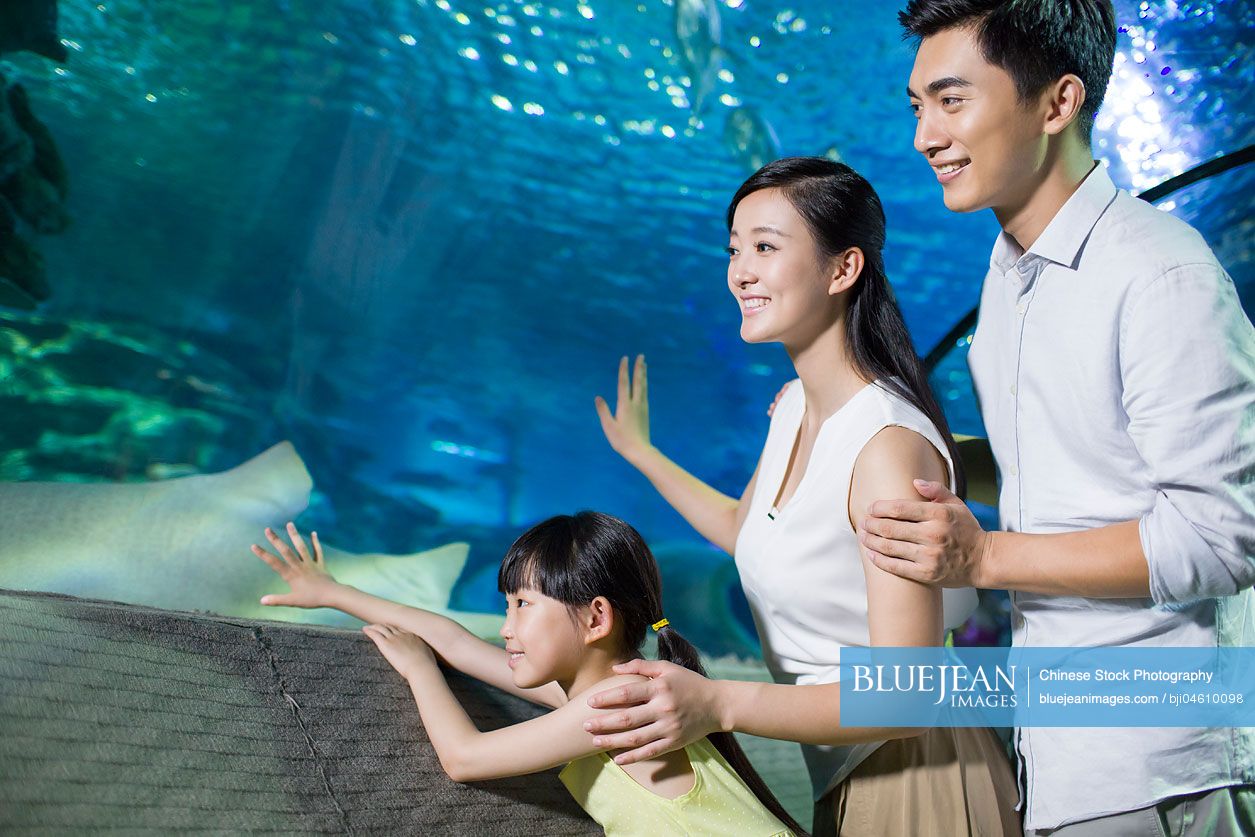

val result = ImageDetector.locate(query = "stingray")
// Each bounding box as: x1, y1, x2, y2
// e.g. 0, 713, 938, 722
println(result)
0, 0, 67, 63
0, 441, 504, 638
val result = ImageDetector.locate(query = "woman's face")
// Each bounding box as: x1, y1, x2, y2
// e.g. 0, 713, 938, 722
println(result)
499, 587, 586, 689
727, 188, 837, 348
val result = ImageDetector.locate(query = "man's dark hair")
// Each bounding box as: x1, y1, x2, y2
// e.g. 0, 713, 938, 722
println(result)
899, 0, 1117, 145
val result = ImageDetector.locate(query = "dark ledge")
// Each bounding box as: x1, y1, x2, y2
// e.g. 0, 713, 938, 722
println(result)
0, 588, 599, 835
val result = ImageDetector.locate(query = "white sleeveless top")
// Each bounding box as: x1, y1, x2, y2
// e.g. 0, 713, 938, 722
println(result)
734, 379, 978, 799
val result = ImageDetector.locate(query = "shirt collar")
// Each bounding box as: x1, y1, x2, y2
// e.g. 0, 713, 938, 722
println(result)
989, 162, 1119, 273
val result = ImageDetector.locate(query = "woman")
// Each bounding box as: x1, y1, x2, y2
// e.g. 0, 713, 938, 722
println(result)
588, 158, 1018, 835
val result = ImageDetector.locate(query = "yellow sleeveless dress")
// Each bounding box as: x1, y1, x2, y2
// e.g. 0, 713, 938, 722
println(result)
559, 736, 796, 836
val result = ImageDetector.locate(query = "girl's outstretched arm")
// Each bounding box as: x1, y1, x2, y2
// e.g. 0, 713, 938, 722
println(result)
253, 524, 565, 709
594, 355, 762, 554
365, 624, 633, 782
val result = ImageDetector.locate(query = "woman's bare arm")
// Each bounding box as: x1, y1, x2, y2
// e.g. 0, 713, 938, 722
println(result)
848, 425, 947, 648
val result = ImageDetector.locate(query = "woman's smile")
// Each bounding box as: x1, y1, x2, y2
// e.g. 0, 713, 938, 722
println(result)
741, 295, 771, 315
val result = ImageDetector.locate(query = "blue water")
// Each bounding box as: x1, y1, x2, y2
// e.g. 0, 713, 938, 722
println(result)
1, 0, 1250, 654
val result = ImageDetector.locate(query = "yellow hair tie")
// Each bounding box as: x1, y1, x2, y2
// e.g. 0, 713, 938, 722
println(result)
651, 618, 669, 632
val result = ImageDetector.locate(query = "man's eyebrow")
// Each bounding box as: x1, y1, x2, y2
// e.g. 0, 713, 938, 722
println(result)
906, 76, 973, 98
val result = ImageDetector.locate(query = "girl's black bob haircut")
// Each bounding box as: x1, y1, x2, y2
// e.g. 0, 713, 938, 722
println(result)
498, 511, 663, 654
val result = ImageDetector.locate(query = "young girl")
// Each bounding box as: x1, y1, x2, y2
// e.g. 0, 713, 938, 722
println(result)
251, 513, 805, 836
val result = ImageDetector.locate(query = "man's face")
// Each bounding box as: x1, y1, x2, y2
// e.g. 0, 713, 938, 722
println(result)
907, 25, 1048, 215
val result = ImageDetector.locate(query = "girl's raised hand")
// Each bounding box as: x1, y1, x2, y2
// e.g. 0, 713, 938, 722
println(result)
594, 354, 652, 465
251, 522, 338, 608
362, 623, 437, 681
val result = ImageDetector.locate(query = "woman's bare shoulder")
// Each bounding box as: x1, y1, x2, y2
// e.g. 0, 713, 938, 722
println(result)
848, 425, 949, 528
860, 424, 947, 474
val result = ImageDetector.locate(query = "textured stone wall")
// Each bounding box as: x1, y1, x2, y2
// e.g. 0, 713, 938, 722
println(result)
0, 588, 598, 835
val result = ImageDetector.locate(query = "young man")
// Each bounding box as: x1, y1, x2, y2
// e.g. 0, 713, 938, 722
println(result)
860, 1, 1255, 833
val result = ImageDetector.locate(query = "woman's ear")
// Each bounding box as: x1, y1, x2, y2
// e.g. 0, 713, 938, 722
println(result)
583, 596, 615, 644
828, 247, 864, 296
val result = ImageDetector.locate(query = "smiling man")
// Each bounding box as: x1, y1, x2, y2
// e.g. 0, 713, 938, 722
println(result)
857, 1, 1255, 834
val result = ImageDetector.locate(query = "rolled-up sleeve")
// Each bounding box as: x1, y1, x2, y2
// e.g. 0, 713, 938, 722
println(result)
1121, 262, 1255, 605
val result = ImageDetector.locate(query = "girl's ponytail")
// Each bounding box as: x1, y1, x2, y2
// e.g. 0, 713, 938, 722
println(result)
655, 623, 809, 837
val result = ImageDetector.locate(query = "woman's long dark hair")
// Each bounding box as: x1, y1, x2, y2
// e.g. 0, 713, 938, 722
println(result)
727, 156, 965, 497
499, 512, 808, 836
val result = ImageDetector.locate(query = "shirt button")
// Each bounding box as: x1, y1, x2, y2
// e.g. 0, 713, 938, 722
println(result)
1010, 384, 1017, 396
1016, 303, 1026, 315
1009, 465, 1018, 477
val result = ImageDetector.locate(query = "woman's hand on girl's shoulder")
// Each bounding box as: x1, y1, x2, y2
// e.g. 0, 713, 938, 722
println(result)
581, 660, 721, 765
569, 672, 650, 702
251, 522, 340, 608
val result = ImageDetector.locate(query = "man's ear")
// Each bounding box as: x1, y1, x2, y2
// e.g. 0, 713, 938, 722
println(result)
583, 596, 615, 644
828, 247, 865, 296
1042, 73, 1087, 137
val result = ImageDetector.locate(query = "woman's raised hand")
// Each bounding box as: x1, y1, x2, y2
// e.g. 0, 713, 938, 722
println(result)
595, 354, 652, 465
251, 522, 338, 608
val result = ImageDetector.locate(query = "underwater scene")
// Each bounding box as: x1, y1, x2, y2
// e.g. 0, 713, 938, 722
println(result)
0, 0, 1251, 705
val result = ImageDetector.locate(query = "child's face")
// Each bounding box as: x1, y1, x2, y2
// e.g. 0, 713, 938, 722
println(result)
499, 587, 586, 689
907, 25, 1051, 216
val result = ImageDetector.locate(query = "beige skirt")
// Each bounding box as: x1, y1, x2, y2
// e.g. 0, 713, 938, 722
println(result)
813, 726, 1021, 837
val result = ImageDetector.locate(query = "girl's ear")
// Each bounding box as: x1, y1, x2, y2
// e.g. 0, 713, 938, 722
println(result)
583, 596, 615, 644
828, 246, 864, 296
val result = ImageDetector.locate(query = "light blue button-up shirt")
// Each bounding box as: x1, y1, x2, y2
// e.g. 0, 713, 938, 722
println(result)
967, 162, 1255, 830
